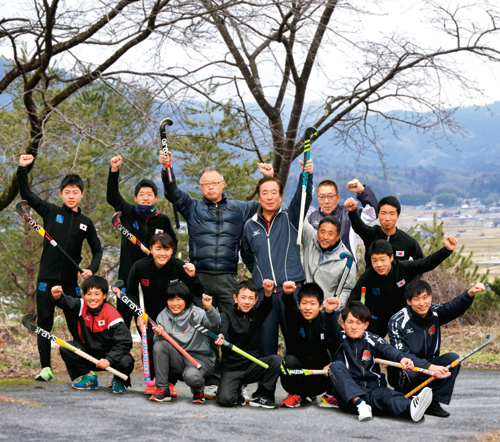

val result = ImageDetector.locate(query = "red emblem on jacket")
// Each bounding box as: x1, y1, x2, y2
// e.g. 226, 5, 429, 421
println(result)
141, 279, 149, 287
428, 325, 437, 336
362, 350, 371, 361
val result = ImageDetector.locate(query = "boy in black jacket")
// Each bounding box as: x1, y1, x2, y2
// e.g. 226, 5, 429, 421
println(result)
107, 155, 177, 328
324, 299, 433, 422
388, 279, 485, 417
345, 195, 423, 268
279, 282, 334, 408
348, 235, 457, 337
216, 279, 282, 409
51, 276, 134, 393
17, 154, 103, 382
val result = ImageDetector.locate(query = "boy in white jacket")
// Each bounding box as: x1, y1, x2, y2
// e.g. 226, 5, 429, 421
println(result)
150, 281, 220, 404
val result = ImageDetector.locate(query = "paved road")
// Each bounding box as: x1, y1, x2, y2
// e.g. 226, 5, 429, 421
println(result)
1, 369, 499, 441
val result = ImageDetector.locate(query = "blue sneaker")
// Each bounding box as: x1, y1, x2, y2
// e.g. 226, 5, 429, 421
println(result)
72, 373, 98, 390
112, 378, 126, 394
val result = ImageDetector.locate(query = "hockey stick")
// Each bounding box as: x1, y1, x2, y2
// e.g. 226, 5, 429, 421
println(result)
16, 200, 84, 274
159, 118, 180, 229
111, 280, 201, 369
280, 362, 327, 376
139, 284, 155, 387
297, 126, 317, 245
22, 313, 128, 381
334, 252, 354, 298
188, 311, 269, 369
374, 358, 451, 379
405, 333, 494, 398
112, 212, 150, 255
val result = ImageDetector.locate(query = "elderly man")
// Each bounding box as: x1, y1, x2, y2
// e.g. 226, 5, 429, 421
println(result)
301, 216, 355, 308
308, 179, 378, 258
241, 159, 313, 355
160, 152, 272, 399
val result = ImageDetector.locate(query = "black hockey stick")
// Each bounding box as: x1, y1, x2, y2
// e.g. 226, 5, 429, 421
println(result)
297, 126, 317, 245
159, 118, 180, 229
16, 200, 84, 274
333, 252, 354, 298
280, 361, 327, 376
188, 311, 269, 369
22, 313, 128, 380
112, 212, 150, 255
111, 280, 201, 369
405, 333, 494, 397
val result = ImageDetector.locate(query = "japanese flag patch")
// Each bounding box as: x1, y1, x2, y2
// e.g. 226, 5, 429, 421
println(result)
397, 279, 406, 287
98, 320, 105, 326
155, 229, 164, 234
396, 250, 405, 257
80, 223, 87, 231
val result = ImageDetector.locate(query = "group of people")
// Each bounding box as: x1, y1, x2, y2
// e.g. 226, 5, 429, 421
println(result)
17, 148, 484, 422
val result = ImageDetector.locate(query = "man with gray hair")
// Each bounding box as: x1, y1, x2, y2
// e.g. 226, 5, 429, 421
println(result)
160, 151, 273, 399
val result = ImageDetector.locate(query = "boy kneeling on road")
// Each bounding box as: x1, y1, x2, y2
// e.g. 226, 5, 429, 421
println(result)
51, 276, 134, 393
324, 298, 433, 422
279, 281, 336, 408
216, 279, 282, 409
150, 281, 220, 404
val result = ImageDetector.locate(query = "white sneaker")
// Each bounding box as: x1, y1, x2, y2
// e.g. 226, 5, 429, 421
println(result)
357, 401, 373, 422
203, 384, 218, 400
411, 387, 433, 422
242, 388, 251, 403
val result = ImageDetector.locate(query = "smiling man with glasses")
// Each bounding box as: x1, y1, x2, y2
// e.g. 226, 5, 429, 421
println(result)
308, 179, 378, 259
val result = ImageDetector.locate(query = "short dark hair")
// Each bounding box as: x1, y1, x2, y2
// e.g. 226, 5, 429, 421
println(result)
237, 279, 257, 295
405, 279, 433, 300
199, 167, 224, 182
135, 179, 158, 197
256, 176, 284, 197
341, 301, 371, 322
377, 196, 401, 215
82, 275, 108, 296
60, 174, 84, 192
318, 215, 341, 234
150, 233, 175, 249
297, 282, 324, 304
368, 239, 393, 258
166, 281, 193, 309
317, 180, 339, 194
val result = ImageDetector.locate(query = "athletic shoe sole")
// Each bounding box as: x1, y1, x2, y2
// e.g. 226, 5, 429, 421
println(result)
249, 401, 277, 409
150, 396, 171, 402
411, 387, 433, 422
72, 385, 99, 390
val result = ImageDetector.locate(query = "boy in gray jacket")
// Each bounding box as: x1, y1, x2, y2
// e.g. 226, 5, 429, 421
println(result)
150, 282, 220, 404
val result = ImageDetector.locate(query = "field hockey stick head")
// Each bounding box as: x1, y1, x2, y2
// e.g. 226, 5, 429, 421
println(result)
111, 279, 125, 297
305, 126, 317, 141
339, 252, 354, 269
160, 118, 173, 128
280, 360, 291, 376
16, 200, 29, 216
188, 311, 210, 334
22, 313, 37, 332
485, 333, 494, 344
112, 211, 122, 226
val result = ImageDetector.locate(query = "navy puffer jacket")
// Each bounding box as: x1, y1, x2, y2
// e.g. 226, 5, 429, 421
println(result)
162, 169, 259, 273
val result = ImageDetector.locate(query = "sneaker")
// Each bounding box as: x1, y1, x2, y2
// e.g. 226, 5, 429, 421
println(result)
169, 382, 178, 398
241, 388, 251, 403
35, 367, 54, 382
357, 401, 373, 422
193, 391, 205, 404
112, 378, 126, 394
319, 394, 339, 408
236, 390, 247, 406
150, 388, 171, 402
411, 387, 433, 422
72, 373, 98, 390
303, 395, 317, 404
204, 384, 218, 400
425, 400, 450, 418
144, 385, 158, 395
249, 396, 277, 409
280, 394, 301, 408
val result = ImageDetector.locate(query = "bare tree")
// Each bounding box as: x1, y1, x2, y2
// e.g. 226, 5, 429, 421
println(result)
140, 0, 500, 187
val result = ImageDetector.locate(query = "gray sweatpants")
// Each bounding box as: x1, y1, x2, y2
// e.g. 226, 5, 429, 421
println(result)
153, 340, 214, 393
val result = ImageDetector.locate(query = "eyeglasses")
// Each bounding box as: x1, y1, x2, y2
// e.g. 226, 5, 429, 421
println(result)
200, 180, 223, 188
318, 194, 338, 201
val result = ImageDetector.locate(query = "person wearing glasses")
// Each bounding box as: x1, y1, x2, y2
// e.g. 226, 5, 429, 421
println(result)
308, 179, 378, 258
159, 151, 273, 400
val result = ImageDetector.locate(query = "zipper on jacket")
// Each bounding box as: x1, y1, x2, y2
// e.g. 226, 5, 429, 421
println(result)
214, 203, 220, 271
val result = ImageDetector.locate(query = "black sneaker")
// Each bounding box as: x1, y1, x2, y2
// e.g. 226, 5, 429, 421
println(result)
249, 396, 277, 409
425, 400, 450, 418
236, 389, 246, 406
